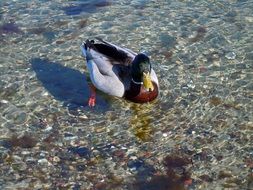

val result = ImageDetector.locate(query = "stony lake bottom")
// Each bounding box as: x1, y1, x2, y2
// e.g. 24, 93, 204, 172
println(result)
0, 0, 253, 189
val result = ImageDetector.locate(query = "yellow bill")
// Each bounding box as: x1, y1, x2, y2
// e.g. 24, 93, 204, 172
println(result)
143, 72, 154, 91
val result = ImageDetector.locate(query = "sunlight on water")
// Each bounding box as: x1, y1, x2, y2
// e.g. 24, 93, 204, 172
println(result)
0, 0, 253, 189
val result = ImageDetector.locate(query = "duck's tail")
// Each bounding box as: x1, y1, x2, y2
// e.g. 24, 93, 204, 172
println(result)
84, 39, 96, 49
80, 40, 94, 61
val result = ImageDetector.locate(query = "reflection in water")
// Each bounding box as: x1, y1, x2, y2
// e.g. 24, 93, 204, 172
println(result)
130, 104, 155, 142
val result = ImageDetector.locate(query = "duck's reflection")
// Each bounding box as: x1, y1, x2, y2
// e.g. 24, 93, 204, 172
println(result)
130, 103, 155, 142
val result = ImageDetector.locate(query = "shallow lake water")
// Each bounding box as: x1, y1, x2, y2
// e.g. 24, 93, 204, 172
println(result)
0, 0, 253, 189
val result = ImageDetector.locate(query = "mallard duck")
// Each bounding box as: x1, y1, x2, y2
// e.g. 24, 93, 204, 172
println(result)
80, 38, 159, 106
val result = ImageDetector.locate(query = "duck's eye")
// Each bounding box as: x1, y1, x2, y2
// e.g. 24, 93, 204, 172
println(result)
139, 61, 150, 73
149, 63, 152, 72
140, 62, 146, 69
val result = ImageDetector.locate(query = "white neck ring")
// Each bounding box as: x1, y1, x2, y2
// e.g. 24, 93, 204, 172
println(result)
131, 78, 143, 85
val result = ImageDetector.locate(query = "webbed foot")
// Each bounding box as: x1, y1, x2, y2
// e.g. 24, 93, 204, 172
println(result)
88, 83, 96, 107
88, 96, 96, 107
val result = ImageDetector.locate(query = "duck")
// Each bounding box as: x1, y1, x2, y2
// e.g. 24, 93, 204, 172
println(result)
80, 38, 159, 107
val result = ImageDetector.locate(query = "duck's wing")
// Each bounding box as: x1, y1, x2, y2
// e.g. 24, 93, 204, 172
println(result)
95, 38, 137, 63
87, 38, 136, 66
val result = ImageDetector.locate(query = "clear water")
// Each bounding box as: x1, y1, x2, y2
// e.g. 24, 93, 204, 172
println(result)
0, 0, 253, 189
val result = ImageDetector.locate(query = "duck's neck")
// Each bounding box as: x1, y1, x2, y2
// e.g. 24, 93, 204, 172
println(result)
124, 78, 142, 100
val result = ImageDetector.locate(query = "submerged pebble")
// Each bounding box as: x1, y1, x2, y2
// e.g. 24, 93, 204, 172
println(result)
64, 133, 77, 140
225, 52, 236, 60
128, 159, 144, 171
38, 158, 51, 165
190, 26, 207, 42
11, 162, 27, 171
68, 146, 91, 159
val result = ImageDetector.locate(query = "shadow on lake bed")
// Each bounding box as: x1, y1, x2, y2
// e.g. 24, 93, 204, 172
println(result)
62, 0, 112, 16
30, 58, 109, 110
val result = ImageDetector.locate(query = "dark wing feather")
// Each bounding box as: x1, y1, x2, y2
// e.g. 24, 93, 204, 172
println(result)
85, 39, 132, 65
94, 44, 128, 62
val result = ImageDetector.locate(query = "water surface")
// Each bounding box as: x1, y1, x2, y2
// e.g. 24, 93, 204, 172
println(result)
0, 0, 253, 189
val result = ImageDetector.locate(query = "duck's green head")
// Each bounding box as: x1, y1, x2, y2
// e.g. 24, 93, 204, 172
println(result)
132, 53, 154, 91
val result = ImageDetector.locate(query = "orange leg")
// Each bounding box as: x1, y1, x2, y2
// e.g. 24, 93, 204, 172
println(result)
88, 83, 96, 107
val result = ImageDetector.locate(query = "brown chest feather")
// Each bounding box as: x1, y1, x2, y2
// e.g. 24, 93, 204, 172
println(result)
124, 82, 158, 103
